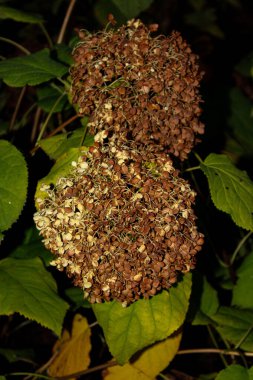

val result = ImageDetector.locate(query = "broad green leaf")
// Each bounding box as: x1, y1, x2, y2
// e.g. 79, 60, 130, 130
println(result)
104, 332, 182, 380
215, 365, 253, 380
35, 147, 88, 207
93, 273, 191, 364
193, 277, 219, 325
228, 88, 253, 155
0, 257, 69, 336
0, 49, 68, 87
0, 140, 28, 232
200, 153, 253, 231
38, 127, 93, 160
232, 252, 253, 309
9, 227, 53, 266
211, 306, 253, 351
37, 87, 69, 113
0, 6, 43, 23
48, 314, 91, 377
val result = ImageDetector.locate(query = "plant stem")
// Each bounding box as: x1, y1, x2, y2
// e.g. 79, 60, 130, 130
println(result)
185, 165, 201, 172
9, 373, 52, 380
9, 86, 26, 131
207, 325, 228, 367
55, 360, 117, 380
0, 36, 30, 55
235, 324, 253, 350
230, 231, 253, 265
194, 152, 204, 164
57, 0, 76, 44
38, 23, 53, 48
177, 348, 253, 356
35, 92, 66, 143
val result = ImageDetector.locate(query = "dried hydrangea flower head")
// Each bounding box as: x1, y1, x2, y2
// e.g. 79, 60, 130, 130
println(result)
71, 19, 204, 160
34, 134, 204, 304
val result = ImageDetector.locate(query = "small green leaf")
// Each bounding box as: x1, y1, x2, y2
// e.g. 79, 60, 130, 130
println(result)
0, 347, 34, 363
211, 306, 253, 351
54, 44, 73, 66
232, 253, 253, 309
0, 6, 43, 23
185, 8, 224, 38
35, 147, 88, 207
200, 153, 253, 231
37, 87, 69, 113
94, 0, 153, 26
93, 273, 191, 364
65, 287, 91, 309
111, 0, 153, 19
0, 49, 68, 87
235, 52, 253, 78
228, 88, 253, 155
215, 365, 253, 380
0, 257, 69, 336
38, 127, 93, 160
193, 277, 219, 325
0, 140, 28, 232
10, 227, 53, 266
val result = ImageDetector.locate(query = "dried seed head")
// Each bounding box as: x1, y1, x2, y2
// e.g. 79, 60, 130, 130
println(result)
34, 140, 204, 304
70, 19, 204, 160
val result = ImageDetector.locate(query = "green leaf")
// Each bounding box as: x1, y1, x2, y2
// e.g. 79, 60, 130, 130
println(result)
232, 253, 253, 309
94, 0, 153, 26
235, 52, 253, 78
0, 49, 68, 87
93, 273, 191, 364
65, 287, 91, 309
9, 227, 53, 266
228, 88, 253, 155
0, 347, 34, 363
215, 365, 253, 380
111, 0, 153, 19
193, 277, 219, 325
0, 6, 43, 23
37, 87, 69, 113
0, 257, 69, 336
211, 306, 253, 351
185, 8, 224, 38
35, 147, 89, 207
54, 44, 73, 66
0, 140, 28, 232
38, 127, 93, 160
200, 153, 253, 231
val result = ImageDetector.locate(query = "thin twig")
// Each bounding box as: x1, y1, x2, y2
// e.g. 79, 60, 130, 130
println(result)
36, 92, 66, 143
230, 231, 253, 265
30, 113, 81, 154
207, 325, 228, 367
9, 86, 26, 131
38, 23, 54, 48
46, 113, 81, 138
0, 37, 30, 55
54, 360, 117, 380
24, 350, 60, 380
177, 348, 253, 357
57, 0, 76, 44
235, 324, 253, 350
31, 107, 42, 144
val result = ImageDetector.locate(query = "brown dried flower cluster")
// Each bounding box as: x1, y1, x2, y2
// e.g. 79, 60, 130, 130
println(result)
71, 19, 204, 160
34, 134, 204, 304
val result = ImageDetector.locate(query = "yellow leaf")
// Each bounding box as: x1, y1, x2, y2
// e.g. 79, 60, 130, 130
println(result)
48, 314, 91, 378
104, 332, 182, 380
